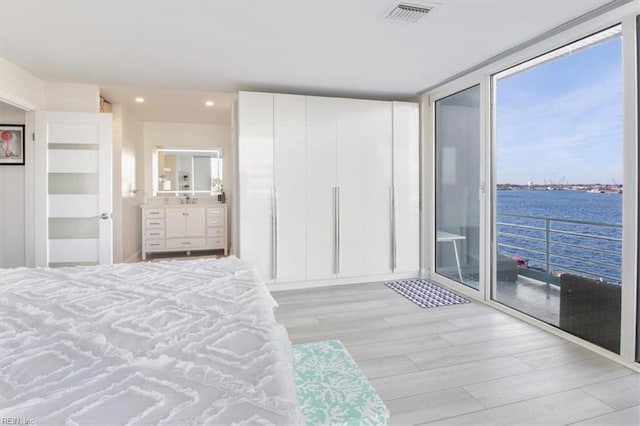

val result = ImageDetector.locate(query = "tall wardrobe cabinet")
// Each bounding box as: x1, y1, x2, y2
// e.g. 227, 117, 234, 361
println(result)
238, 91, 419, 288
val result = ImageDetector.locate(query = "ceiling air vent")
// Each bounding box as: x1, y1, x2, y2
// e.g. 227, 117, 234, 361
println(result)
386, 2, 434, 22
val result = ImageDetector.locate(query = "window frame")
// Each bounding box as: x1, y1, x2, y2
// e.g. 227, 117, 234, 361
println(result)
422, 3, 639, 367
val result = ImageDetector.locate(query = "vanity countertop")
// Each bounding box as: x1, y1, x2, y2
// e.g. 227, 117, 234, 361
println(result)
141, 199, 226, 208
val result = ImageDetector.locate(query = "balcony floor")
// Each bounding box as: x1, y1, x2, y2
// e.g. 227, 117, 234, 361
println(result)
438, 271, 561, 327
495, 275, 561, 327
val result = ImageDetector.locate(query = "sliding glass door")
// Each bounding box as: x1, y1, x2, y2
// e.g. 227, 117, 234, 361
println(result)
492, 27, 624, 354
434, 85, 481, 290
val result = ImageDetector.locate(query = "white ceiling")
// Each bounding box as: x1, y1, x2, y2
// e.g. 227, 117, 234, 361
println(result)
99, 87, 236, 125
0, 0, 613, 124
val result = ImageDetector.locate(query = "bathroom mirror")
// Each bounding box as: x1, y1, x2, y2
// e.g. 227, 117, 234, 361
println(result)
153, 146, 223, 196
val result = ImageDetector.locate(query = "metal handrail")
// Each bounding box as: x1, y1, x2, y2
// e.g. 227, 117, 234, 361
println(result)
496, 213, 622, 284
498, 213, 622, 228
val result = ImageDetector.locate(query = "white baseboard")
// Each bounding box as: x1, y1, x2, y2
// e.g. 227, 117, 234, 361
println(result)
267, 271, 420, 292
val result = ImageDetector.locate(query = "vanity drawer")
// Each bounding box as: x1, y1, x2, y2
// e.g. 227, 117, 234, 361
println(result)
145, 229, 165, 239
145, 240, 165, 250
145, 208, 165, 219
206, 216, 224, 227
207, 227, 224, 237
166, 238, 206, 249
145, 219, 165, 229
207, 238, 226, 249
206, 207, 224, 217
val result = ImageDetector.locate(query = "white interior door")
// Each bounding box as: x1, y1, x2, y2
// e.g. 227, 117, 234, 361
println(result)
238, 91, 274, 281
34, 111, 112, 267
306, 96, 338, 280
274, 94, 306, 282
393, 101, 420, 272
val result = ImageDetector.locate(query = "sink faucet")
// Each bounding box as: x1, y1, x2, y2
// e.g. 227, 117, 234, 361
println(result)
186, 196, 190, 205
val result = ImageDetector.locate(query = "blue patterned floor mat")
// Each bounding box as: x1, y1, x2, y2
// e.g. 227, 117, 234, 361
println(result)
385, 278, 469, 308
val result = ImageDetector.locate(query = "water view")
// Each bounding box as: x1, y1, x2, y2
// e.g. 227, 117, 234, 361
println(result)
497, 189, 622, 284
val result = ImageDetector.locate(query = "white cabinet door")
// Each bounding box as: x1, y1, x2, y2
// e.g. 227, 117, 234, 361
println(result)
165, 209, 185, 238
363, 100, 393, 275
336, 99, 368, 278
238, 92, 274, 281
393, 102, 420, 272
185, 208, 206, 237
306, 96, 338, 280
274, 94, 307, 282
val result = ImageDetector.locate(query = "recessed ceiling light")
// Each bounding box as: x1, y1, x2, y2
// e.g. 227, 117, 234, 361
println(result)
135, 97, 145, 103
205, 100, 214, 107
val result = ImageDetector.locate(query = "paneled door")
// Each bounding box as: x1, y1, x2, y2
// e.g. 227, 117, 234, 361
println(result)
34, 112, 113, 267
166, 208, 186, 238
184, 208, 206, 237
166, 208, 206, 238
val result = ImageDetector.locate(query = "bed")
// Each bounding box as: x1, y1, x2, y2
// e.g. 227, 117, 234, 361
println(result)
0, 256, 302, 425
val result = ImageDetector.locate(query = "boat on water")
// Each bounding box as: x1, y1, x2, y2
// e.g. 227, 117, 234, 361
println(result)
587, 188, 605, 193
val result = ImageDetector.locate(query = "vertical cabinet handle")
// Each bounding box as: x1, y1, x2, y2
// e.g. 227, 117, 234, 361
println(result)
272, 187, 278, 280
391, 186, 396, 271
335, 186, 340, 274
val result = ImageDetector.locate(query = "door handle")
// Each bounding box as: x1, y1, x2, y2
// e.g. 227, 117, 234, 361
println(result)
272, 187, 278, 280
391, 186, 396, 271
94, 213, 111, 220
335, 186, 340, 274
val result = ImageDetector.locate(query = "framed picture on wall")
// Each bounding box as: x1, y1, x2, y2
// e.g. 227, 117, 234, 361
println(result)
0, 124, 25, 165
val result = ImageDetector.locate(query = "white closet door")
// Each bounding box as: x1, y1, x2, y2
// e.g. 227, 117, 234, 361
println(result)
336, 99, 368, 278
35, 111, 112, 267
393, 102, 420, 272
274, 94, 306, 282
363, 101, 393, 275
306, 96, 338, 280
238, 92, 274, 281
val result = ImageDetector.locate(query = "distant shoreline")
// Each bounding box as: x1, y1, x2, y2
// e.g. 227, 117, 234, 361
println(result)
497, 185, 622, 193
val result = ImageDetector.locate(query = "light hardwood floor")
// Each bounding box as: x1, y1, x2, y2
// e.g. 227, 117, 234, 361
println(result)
272, 282, 640, 426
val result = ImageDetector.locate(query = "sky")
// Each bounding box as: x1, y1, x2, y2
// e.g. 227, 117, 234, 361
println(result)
495, 35, 623, 185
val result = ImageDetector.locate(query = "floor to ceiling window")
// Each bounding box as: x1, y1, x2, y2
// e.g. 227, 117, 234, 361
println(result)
492, 26, 624, 354
434, 85, 481, 290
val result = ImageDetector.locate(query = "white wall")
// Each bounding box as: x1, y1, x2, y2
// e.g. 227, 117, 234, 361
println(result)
143, 121, 232, 198
0, 57, 102, 267
0, 57, 45, 110
0, 102, 26, 268
44, 82, 100, 112
112, 104, 145, 263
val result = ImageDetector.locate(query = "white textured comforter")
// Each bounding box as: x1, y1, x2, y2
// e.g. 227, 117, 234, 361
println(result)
0, 256, 302, 425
